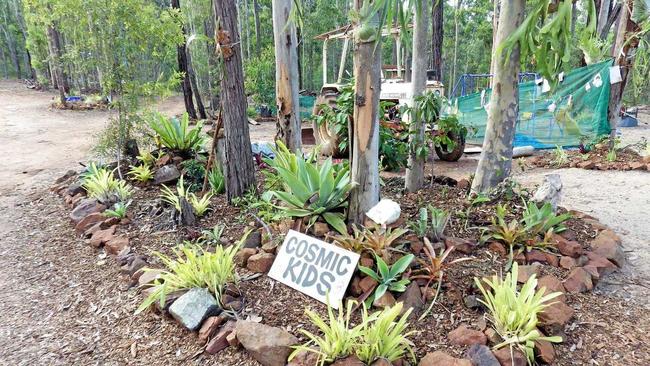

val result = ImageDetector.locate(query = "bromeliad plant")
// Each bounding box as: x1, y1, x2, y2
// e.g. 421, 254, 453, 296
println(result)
104, 201, 130, 219
161, 176, 213, 217
207, 166, 225, 194
474, 263, 563, 364
201, 224, 225, 245
267, 156, 354, 235
128, 164, 154, 182
409, 206, 450, 242
358, 253, 414, 305
331, 225, 408, 259
82, 163, 133, 204
148, 112, 204, 153
521, 201, 571, 236
356, 302, 416, 364
135, 232, 249, 314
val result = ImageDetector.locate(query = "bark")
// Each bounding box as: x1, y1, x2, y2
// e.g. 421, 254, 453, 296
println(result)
186, 48, 207, 119
471, 0, 525, 194
450, 0, 462, 89
0, 21, 21, 78
213, 0, 256, 201
489, 0, 501, 85
348, 0, 381, 225
243, 0, 251, 59
272, 0, 302, 152
597, 0, 611, 37
10, 0, 36, 79
405, 2, 430, 192
253, 0, 262, 56
172, 0, 197, 119
431, 0, 443, 82
52, 27, 69, 93
46, 25, 66, 105
607, 0, 639, 146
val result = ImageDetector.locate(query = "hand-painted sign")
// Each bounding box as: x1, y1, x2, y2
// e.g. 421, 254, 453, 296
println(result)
268, 230, 360, 309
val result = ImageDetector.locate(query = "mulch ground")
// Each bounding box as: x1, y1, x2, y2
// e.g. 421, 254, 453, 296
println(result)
525, 144, 650, 172
2, 170, 649, 365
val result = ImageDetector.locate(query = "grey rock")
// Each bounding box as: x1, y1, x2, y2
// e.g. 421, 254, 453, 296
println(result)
466, 344, 500, 366
512, 146, 535, 158
154, 165, 180, 185
242, 231, 262, 249
168, 288, 221, 331
532, 174, 562, 211
397, 282, 423, 317
70, 199, 105, 223
236, 321, 298, 366
66, 181, 85, 196
463, 295, 481, 310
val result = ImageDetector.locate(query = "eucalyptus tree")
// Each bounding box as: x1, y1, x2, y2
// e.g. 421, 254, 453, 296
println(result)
213, 0, 257, 201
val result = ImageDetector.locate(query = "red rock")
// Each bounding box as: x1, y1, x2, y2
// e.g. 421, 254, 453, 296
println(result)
545, 252, 559, 267
311, 222, 330, 237
585, 253, 618, 277
235, 248, 257, 267
582, 264, 601, 283
397, 282, 424, 316
105, 236, 129, 255
359, 276, 378, 293
419, 351, 472, 366
448, 325, 487, 346
74, 212, 106, 234
370, 359, 392, 366
539, 301, 574, 335
559, 256, 577, 269
525, 250, 549, 264
205, 320, 237, 354
156, 154, 171, 167
445, 237, 477, 254
488, 242, 507, 257
373, 292, 396, 308
137, 269, 163, 287
226, 330, 239, 346
70, 199, 106, 223
287, 350, 320, 366
359, 256, 375, 268
484, 328, 501, 344
577, 160, 595, 169
89, 225, 116, 248
535, 339, 556, 364
466, 344, 500, 366
591, 230, 625, 267
102, 216, 120, 228
493, 347, 527, 366
563, 267, 593, 293
552, 234, 583, 258
517, 263, 541, 283
630, 161, 646, 170
246, 252, 276, 273
199, 315, 226, 343
236, 321, 299, 366
537, 275, 566, 303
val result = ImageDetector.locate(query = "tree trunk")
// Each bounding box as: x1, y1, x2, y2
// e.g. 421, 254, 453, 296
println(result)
46, 25, 66, 105
272, 0, 302, 152
348, 0, 381, 225
0, 22, 21, 78
405, 1, 429, 192
431, 0, 443, 82
172, 0, 197, 119
52, 27, 69, 92
489, 0, 501, 86
607, 0, 640, 146
11, 0, 36, 79
253, 0, 262, 56
471, 0, 524, 194
214, 0, 257, 201
450, 0, 462, 89
186, 47, 207, 119
597, 0, 611, 37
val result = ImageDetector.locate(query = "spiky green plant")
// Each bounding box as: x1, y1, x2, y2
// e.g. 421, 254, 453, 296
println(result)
189, 191, 213, 216
148, 112, 204, 153
551, 145, 569, 167
207, 166, 225, 194
521, 201, 571, 235
128, 164, 154, 182
82, 162, 133, 204
104, 201, 130, 219
356, 302, 416, 364
474, 263, 563, 364
358, 253, 414, 305
428, 206, 449, 242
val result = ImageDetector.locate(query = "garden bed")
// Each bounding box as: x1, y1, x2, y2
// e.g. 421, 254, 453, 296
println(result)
526, 144, 650, 171
47, 150, 642, 365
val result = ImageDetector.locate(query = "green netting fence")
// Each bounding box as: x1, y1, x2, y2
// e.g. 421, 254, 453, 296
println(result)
454, 59, 613, 148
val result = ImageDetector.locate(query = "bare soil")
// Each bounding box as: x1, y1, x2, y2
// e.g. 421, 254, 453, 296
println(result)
1, 80, 649, 365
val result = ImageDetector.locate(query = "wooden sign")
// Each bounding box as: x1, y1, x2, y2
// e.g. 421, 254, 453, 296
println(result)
268, 230, 360, 309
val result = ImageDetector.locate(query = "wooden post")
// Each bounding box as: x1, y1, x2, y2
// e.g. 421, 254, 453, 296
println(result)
348, 0, 381, 225
272, 0, 302, 152
471, 0, 525, 194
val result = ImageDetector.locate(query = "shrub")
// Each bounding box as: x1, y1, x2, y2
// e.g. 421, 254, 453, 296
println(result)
474, 263, 563, 363
181, 159, 206, 192
135, 236, 248, 314
82, 163, 133, 204
207, 166, 225, 194
128, 164, 153, 182
267, 157, 353, 234
148, 112, 204, 153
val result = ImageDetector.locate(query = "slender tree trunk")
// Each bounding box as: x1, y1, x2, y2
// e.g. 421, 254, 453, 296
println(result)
450, 0, 462, 89
489, 0, 500, 86
348, 0, 381, 225
172, 0, 197, 119
186, 47, 207, 119
471, 0, 524, 194
0, 23, 21, 78
272, 0, 302, 151
10, 0, 36, 80
46, 25, 66, 105
243, 0, 251, 60
204, 17, 220, 113
1, 49, 8, 78
406, 1, 430, 192
253, 0, 262, 56
607, 0, 640, 147
597, 0, 611, 36
214, 0, 256, 201
431, 0, 443, 82
52, 27, 69, 92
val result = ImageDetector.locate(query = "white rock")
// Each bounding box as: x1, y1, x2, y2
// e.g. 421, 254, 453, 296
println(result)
512, 146, 535, 158
533, 174, 562, 211
365, 199, 401, 225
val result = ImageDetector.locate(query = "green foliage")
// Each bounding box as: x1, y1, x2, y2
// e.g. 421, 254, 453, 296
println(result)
136, 151, 156, 167
358, 253, 414, 304
267, 156, 353, 235
290, 301, 415, 365
521, 201, 571, 236
207, 166, 225, 195
104, 201, 130, 219
409, 206, 449, 242
606, 149, 617, 162
201, 224, 225, 245
82, 163, 133, 204
262, 140, 318, 191
189, 191, 213, 217
148, 112, 204, 153
161, 176, 212, 216
244, 45, 276, 107
181, 159, 206, 192
331, 225, 408, 257
135, 237, 247, 314
551, 145, 569, 167
408, 207, 429, 239
486, 204, 530, 266
379, 124, 409, 172
474, 263, 563, 363
128, 164, 154, 182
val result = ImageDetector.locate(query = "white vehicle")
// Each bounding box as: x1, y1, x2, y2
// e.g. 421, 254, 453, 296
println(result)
311, 24, 464, 161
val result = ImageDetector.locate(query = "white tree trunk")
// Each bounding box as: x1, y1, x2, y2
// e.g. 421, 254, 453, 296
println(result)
272, 0, 302, 152
471, 0, 525, 194
405, 1, 429, 192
